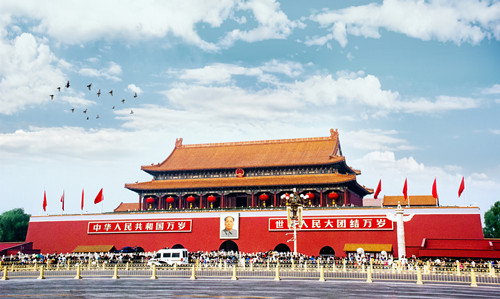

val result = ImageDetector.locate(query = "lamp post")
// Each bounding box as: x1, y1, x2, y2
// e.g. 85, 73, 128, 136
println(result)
282, 188, 306, 255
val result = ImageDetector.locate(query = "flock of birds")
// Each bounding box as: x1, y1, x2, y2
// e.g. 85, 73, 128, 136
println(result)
49, 80, 138, 120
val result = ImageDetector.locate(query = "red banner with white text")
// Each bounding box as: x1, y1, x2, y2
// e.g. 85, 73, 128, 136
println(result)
87, 219, 192, 234
268, 216, 393, 231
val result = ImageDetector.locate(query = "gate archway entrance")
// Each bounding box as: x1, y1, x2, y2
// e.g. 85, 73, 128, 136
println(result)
319, 246, 335, 256
274, 243, 291, 253
219, 240, 239, 252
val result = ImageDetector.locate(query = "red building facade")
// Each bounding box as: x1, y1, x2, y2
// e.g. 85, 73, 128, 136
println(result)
25, 130, 498, 258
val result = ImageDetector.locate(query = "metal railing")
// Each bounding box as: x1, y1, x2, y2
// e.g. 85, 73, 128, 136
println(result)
1, 260, 499, 287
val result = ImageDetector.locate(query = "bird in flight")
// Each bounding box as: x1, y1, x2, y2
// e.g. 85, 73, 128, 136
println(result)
65, 80, 70, 88
50, 95, 54, 100
87, 83, 92, 90
96, 114, 100, 119
83, 109, 87, 114
130, 110, 134, 114
112, 106, 115, 109
71, 108, 75, 113
121, 99, 125, 103
97, 89, 101, 97
134, 92, 138, 98
57, 87, 61, 92
109, 90, 113, 96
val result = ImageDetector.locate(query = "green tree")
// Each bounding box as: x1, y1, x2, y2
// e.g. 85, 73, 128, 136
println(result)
483, 201, 500, 238
0, 208, 31, 242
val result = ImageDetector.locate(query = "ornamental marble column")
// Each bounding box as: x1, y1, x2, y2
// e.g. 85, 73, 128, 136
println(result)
386, 202, 414, 259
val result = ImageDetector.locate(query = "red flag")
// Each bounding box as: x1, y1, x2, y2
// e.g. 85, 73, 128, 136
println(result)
81, 189, 84, 211
458, 176, 465, 197
374, 179, 382, 199
43, 190, 47, 212
60, 191, 65, 211
432, 178, 438, 199
402, 178, 408, 200
94, 188, 103, 204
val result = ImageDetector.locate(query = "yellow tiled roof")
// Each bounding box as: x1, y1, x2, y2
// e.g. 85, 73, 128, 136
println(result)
113, 202, 140, 212
142, 129, 343, 171
72, 245, 116, 253
125, 173, 357, 191
382, 195, 437, 206
344, 243, 393, 252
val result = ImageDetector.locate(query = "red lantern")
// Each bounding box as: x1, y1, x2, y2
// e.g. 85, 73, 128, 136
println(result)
328, 192, 339, 199
306, 192, 315, 199
166, 196, 175, 209
146, 197, 155, 209
187, 195, 195, 208
207, 195, 216, 208
259, 194, 269, 200
259, 193, 269, 207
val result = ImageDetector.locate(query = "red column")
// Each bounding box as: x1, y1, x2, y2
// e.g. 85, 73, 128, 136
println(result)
251, 192, 254, 207
199, 195, 203, 209
320, 190, 323, 207
344, 190, 348, 207
139, 195, 142, 211
274, 192, 277, 207
221, 193, 224, 208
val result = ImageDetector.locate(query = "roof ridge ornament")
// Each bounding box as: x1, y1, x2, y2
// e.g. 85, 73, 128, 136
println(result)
330, 128, 338, 137
175, 138, 183, 148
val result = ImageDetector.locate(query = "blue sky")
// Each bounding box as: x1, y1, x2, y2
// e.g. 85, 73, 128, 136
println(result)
0, 0, 499, 222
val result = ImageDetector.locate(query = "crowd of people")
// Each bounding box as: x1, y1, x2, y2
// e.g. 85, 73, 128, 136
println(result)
1, 250, 499, 271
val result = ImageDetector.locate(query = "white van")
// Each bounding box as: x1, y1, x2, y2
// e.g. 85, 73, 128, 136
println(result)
148, 248, 189, 266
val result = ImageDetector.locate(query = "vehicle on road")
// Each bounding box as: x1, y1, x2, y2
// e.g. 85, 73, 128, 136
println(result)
116, 246, 145, 253
147, 248, 189, 266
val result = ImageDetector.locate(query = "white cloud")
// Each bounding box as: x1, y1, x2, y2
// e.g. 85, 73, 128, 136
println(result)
174, 60, 302, 85
0, 126, 136, 161
309, 0, 500, 47
0, 32, 65, 114
127, 84, 143, 95
218, 0, 302, 48
78, 62, 122, 81
163, 63, 481, 122
0, 0, 300, 52
341, 129, 414, 152
398, 95, 479, 114
481, 83, 500, 95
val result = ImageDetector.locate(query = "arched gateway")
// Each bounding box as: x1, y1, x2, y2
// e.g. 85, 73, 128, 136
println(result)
319, 246, 335, 256
274, 243, 291, 253
219, 240, 238, 252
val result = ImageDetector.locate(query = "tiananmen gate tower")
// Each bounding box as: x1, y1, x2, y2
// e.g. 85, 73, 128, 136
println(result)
25, 129, 500, 258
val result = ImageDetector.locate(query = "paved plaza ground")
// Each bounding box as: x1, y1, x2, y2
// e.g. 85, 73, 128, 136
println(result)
1, 278, 500, 298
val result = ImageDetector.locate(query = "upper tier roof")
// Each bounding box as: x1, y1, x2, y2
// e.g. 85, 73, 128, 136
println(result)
142, 129, 346, 172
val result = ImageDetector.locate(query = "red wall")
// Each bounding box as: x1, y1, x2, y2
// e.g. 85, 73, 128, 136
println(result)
26, 209, 484, 257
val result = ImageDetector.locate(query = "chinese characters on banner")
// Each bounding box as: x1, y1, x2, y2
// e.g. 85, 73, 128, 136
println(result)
87, 219, 192, 234
268, 216, 393, 231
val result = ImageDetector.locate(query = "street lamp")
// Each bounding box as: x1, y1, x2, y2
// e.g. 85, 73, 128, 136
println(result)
282, 188, 307, 255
